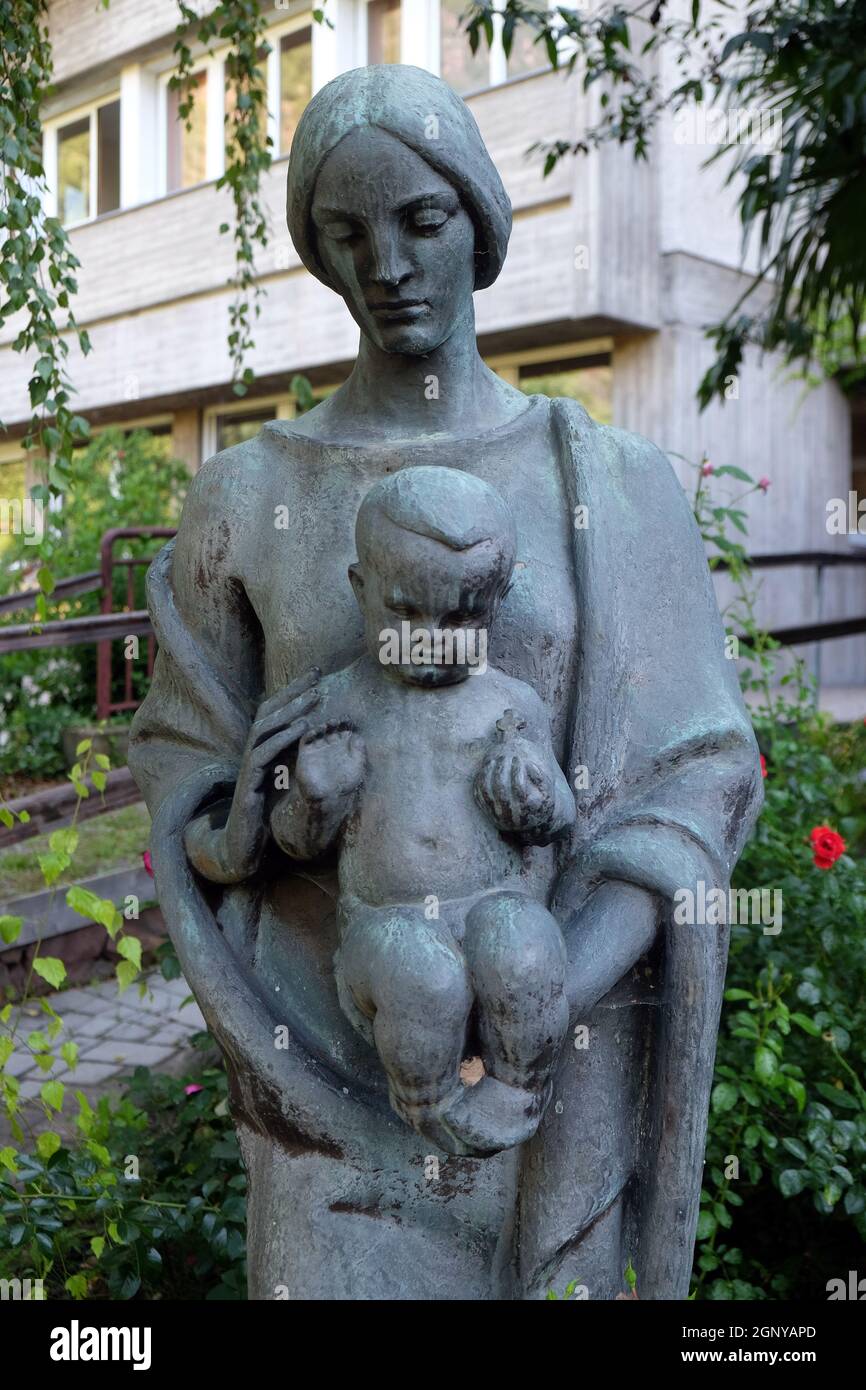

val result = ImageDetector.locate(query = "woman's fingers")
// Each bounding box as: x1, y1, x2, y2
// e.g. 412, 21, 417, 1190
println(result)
251, 690, 320, 747
250, 718, 311, 772
256, 668, 321, 721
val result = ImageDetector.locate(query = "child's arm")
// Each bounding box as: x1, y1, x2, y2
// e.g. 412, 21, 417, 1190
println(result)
270, 724, 365, 862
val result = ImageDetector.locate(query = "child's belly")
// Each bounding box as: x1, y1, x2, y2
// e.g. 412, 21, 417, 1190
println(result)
339, 783, 527, 905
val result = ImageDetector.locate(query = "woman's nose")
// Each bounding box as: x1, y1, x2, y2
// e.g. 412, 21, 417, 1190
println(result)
367, 224, 412, 288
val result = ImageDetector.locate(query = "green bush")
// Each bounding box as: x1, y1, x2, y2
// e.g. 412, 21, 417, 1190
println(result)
694, 697, 866, 1298
0, 428, 188, 781
0, 1038, 246, 1300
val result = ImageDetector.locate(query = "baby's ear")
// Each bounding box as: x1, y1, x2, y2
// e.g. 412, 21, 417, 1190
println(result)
348, 562, 364, 603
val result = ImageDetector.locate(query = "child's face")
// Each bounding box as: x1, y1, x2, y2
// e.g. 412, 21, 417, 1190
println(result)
352, 525, 511, 686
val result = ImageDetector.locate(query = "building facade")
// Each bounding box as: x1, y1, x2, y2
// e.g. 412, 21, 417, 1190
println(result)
1, 0, 864, 689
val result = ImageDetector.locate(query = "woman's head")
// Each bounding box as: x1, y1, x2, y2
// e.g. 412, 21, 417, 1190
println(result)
286, 65, 512, 355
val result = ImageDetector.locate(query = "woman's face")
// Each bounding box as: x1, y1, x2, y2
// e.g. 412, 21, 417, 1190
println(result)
310, 126, 477, 355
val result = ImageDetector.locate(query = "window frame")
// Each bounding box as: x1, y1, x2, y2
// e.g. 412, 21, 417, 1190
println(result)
43, 91, 123, 229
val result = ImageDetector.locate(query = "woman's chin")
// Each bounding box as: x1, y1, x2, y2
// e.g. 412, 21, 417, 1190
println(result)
367, 319, 446, 357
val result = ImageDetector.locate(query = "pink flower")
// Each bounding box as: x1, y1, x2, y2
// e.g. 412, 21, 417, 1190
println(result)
184, 1084, 203, 1096
701, 460, 714, 477
760, 754, 767, 779
757, 476, 771, 492
142, 849, 154, 877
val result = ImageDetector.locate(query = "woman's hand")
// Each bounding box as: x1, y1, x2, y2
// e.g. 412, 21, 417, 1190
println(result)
185, 667, 320, 883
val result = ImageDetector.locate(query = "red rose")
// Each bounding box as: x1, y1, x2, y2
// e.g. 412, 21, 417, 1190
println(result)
760, 754, 767, 778
142, 849, 154, 878
809, 825, 846, 870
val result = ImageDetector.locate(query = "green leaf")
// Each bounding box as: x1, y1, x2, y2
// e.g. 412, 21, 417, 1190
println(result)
755, 1046, 778, 1081
791, 1012, 821, 1037
91, 770, 107, 792
0, 1146, 19, 1174
90, 1235, 106, 1259
40, 1079, 65, 1112
75, 738, 92, 755
778, 1169, 806, 1198
696, 1210, 717, 1240
36, 1130, 61, 1160
116, 959, 138, 993
61, 1041, 79, 1069
32, 956, 66, 990
117, 935, 142, 971
0, 915, 22, 945
711, 1081, 739, 1113
65, 1273, 89, 1299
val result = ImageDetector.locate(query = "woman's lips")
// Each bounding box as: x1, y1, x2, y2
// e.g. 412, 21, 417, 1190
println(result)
369, 299, 428, 321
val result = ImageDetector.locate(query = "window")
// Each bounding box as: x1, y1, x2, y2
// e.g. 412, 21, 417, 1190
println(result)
166, 70, 208, 191
215, 407, 276, 453
440, 0, 549, 94
57, 117, 90, 224
520, 358, 612, 425
505, 8, 548, 78
55, 98, 121, 225
279, 29, 313, 154
367, 0, 401, 65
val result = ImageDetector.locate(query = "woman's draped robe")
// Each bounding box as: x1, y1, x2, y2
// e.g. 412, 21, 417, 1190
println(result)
128, 397, 763, 1300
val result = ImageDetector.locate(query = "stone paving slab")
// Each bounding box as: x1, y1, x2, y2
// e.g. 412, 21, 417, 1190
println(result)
5, 970, 206, 1092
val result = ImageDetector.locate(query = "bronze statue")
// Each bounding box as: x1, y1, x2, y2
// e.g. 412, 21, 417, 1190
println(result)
129, 64, 763, 1300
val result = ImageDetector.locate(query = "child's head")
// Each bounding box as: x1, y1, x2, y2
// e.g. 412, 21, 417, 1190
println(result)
351, 466, 517, 686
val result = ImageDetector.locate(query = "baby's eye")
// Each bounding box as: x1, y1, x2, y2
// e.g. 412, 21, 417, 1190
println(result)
409, 206, 449, 233
445, 610, 476, 626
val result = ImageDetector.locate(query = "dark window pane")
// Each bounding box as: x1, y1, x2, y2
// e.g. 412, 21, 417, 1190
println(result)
97, 100, 121, 214
280, 29, 312, 154
215, 407, 276, 452
57, 116, 90, 223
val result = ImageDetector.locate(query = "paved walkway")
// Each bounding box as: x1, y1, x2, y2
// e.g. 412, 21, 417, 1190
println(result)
4, 970, 205, 1101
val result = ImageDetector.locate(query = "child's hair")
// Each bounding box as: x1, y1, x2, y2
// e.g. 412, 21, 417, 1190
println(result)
356, 465, 517, 567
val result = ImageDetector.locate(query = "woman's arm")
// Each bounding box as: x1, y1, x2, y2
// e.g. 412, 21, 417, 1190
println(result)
184, 672, 320, 883
563, 880, 660, 1017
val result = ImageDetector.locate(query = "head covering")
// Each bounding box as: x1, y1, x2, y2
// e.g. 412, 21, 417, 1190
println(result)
286, 64, 512, 292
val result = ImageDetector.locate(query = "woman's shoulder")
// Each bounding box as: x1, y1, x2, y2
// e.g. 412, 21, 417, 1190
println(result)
552, 397, 682, 494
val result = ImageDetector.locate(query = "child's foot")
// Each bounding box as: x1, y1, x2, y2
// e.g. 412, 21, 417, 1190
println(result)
391, 1075, 550, 1157
440, 1075, 550, 1156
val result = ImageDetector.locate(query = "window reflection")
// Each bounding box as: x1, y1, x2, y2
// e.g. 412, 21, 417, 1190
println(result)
57, 117, 90, 224
167, 70, 208, 191
280, 29, 312, 154
367, 0, 401, 65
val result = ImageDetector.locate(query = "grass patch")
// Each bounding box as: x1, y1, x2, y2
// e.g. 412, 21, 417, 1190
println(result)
0, 801, 152, 900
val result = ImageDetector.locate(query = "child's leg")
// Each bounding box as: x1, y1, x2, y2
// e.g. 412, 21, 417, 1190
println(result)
336, 905, 473, 1129
463, 891, 568, 1093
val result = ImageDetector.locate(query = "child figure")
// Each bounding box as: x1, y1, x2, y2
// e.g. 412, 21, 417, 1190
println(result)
270, 466, 575, 1155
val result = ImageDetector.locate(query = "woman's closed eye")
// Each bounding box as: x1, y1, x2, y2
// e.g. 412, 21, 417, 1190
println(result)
322, 218, 360, 243
407, 205, 450, 235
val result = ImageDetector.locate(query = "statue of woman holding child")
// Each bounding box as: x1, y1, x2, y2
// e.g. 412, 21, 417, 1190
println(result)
129, 64, 762, 1300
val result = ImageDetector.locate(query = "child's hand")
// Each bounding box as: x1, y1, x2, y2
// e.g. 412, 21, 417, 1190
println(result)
295, 723, 366, 805
475, 736, 557, 836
